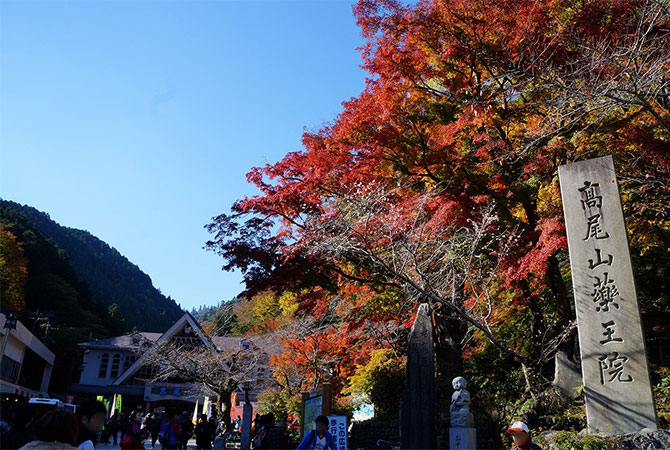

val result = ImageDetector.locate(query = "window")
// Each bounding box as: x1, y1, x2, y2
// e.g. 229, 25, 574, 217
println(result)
136, 364, 159, 381
256, 367, 266, 387
98, 353, 109, 378
110, 354, 121, 378
0, 355, 21, 383
124, 354, 138, 372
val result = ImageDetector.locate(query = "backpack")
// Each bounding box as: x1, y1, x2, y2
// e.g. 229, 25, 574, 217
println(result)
306, 430, 330, 450
158, 422, 177, 446
252, 427, 266, 449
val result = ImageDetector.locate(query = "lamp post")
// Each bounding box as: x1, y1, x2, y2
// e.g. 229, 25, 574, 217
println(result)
1, 313, 18, 376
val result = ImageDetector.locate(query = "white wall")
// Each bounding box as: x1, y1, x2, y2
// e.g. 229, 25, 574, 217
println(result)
79, 349, 135, 385
1, 314, 55, 393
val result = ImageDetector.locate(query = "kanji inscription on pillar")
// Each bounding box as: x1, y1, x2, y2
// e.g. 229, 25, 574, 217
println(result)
558, 155, 657, 434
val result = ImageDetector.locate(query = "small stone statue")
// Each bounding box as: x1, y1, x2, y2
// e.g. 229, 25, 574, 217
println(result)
450, 376, 474, 428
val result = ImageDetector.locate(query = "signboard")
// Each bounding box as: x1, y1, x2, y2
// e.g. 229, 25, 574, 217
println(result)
143, 382, 197, 402
558, 155, 658, 434
301, 383, 332, 436
303, 396, 322, 432
328, 415, 347, 450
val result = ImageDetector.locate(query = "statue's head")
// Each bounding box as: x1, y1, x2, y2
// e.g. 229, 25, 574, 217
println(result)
452, 376, 467, 390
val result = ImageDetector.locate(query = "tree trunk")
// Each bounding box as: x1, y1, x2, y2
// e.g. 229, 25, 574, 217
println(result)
217, 391, 232, 431
546, 254, 578, 360
521, 363, 540, 402
547, 254, 573, 323
432, 305, 465, 373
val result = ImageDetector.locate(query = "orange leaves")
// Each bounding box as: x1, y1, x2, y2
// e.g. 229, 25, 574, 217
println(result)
209, 0, 670, 391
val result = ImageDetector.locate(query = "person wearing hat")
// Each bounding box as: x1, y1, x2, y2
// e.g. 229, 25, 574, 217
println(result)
507, 421, 542, 450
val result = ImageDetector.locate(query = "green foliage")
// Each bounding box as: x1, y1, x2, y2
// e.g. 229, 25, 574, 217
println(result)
107, 303, 126, 335
191, 302, 224, 324
257, 389, 302, 443
652, 365, 670, 428
631, 241, 670, 313
207, 300, 240, 336
344, 349, 394, 401
1, 200, 184, 331
368, 356, 406, 419
464, 343, 527, 426
535, 431, 615, 450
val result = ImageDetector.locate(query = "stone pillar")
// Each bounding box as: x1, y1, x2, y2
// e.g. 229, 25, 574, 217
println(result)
400, 303, 435, 449
240, 389, 253, 450
558, 155, 658, 434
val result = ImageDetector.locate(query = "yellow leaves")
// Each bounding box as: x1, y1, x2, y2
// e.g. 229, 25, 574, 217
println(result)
628, 218, 670, 255
343, 348, 395, 398
537, 181, 561, 214
250, 290, 300, 325
278, 291, 300, 317
510, 202, 529, 223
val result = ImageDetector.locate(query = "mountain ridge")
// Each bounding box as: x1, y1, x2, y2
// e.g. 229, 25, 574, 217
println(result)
0, 199, 184, 332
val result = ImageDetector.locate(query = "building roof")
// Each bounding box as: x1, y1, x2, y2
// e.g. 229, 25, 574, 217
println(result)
78, 332, 162, 350
80, 332, 282, 354
211, 334, 283, 355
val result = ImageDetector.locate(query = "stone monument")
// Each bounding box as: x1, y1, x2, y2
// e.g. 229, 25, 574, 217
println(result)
240, 388, 253, 450
558, 155, 658, 434
399, 303, 436, 450
449, 376, 476, 450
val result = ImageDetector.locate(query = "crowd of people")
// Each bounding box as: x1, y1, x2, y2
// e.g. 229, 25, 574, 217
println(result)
0, 402, 301, 450
0, 399, 543, 450
0, 402, 218, 450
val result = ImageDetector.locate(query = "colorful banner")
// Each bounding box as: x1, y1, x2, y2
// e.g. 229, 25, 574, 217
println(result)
110, 393, 122, 417
203, 397, 211, 419
192, 400, 199, 424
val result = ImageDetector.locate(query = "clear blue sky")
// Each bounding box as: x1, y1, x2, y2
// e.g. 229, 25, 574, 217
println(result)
0, 0, 367, 310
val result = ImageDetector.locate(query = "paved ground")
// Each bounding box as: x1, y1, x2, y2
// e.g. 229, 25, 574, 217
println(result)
97, 436, 232, 450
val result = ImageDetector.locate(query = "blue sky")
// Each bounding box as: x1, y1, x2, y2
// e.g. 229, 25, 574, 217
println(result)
0, 0, 367, 310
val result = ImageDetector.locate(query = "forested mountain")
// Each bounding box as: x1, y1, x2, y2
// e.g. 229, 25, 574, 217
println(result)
0, 200, 183, 332
0, 204, 125, 391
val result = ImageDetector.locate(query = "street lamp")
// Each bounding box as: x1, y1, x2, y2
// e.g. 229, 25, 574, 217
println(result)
4, 314, 17, 330
1, 313, 19, 371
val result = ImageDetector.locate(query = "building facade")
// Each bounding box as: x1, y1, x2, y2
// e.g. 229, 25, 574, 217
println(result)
70, 312, 278, 415
0, 313, 55, 400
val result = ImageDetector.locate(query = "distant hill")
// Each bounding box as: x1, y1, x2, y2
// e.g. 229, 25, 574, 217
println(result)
1, 200, 183, 332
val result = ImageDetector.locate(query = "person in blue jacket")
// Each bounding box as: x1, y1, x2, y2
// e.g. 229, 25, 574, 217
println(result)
295, 416, 338, 450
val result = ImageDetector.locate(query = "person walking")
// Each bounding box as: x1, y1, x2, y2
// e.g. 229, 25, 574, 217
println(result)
177, 412, 192, 450
145, 414, 161, 449
120, 411, 148, 450
295, 416, 338, 450
158, 412, 181, 450
507, 421, 542, 450
107, 410, 120, 445
194, 414, 214, 450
